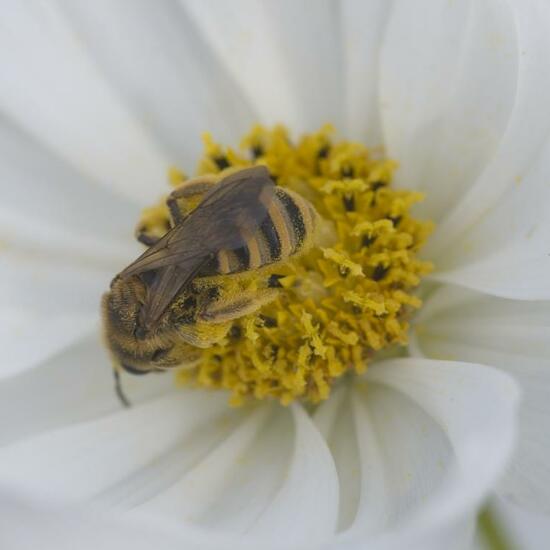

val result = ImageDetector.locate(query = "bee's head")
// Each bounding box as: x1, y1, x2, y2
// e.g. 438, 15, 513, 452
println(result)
102, 277, 162, 374
103, 275, 146, 337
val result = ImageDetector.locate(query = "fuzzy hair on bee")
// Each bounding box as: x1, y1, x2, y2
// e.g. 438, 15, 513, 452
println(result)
101, 166, 319, 406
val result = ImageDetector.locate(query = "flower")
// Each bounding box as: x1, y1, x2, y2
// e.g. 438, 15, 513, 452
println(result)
0, 1, 548, 549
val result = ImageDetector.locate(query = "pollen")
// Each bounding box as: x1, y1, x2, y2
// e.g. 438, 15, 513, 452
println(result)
140, 125, 433, 405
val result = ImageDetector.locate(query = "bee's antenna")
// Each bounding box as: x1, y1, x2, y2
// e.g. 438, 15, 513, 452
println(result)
114, 369, 132, 408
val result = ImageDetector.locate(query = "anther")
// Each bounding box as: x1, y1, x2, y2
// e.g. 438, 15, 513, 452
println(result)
229, 325, 242, 339
260, 314, 278, 328
268, 274, 284, 288
317, 145, 330, 159
214, 156, 230, 170
341, 165, 354, 178
371, 181, 386, 191
339, 265, 349, 277
361, 235, 376, 248
251, 145, 264, 159
372, 264, 390, 281
343, 194, 355, 212
388, 215, 402, 227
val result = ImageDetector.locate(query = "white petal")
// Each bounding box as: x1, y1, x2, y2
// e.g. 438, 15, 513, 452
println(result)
380, 0, 518, 221
419, 2, 550, 299
182, 0, 344, 133
0, 253, 109, 316
132, 405, 284, 528
0, 310, 94, 380
427, 135, 550, 299
0, 251, 116, 379
250, 405, 338, 543
351, 383, 452, 536
0, 486, 239, 550
316, 358, 518, 547
313, 386, 361, 532
0, 332, 172, 447
0, 482, 474, 550
334, 517, 476, 550
0, 2, 169, 204
0, 394, 338, 546
0, 120, 140, 265
341, 0, 394, 144
0, 392, 236, 501
491, 497, 550, 550
61, 0, 255, 171
412, 284, 550, 513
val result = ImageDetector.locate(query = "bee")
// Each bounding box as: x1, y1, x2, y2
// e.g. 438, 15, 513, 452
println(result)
101, 166, 318, 406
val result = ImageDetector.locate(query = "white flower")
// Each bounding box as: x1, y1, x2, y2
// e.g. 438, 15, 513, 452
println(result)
0, 1, 548, 549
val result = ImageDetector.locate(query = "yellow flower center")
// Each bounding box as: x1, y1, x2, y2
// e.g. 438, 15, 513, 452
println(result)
137, 125, 433, 406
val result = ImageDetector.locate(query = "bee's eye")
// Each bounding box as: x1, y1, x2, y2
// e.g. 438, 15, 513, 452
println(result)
121, 363, 149, 375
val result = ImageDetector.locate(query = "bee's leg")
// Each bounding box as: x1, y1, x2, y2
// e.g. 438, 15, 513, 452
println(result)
199, 289, 279, 324
177, 321, 232, 348
135, 176, 218, 245
166, 175, 217, 224
135, 230, 163, 247
135, 199, 172, 247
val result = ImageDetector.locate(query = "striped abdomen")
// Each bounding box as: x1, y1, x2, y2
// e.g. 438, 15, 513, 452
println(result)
216, 187, 316, 274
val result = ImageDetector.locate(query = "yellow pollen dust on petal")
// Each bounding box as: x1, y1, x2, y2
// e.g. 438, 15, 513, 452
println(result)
138, 125, 434, 405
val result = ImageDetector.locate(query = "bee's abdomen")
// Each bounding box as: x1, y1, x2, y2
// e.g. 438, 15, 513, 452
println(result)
259, 215, 281, 262
216, 188, 316, 274
268, 187, 315, 258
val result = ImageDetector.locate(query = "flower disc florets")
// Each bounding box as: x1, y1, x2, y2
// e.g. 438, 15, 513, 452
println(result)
139, 125, 433, 405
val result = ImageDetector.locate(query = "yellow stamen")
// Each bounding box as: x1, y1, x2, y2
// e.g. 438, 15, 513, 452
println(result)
137, 125, 434, 405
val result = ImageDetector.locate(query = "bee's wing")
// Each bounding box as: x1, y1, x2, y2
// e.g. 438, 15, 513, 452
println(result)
140, 261, 206, 330
119, 166, 275, 327
119, 166, 275, 278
